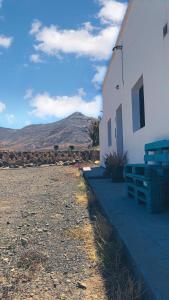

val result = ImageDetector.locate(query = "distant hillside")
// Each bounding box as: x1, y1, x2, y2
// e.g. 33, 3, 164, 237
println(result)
0, 112, 96, 151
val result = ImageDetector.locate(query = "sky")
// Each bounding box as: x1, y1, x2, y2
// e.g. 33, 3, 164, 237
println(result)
0, 0, 127, 129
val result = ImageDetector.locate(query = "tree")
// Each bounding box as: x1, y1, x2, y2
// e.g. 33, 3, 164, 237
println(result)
68, 145, 75, 152
88, 120, 99, 147
54, 145, 59, 152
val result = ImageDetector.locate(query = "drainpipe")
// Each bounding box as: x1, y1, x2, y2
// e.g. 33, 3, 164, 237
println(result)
113, 45, 124, 86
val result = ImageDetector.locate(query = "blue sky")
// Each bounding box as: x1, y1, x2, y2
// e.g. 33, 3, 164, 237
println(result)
0, 0, 127, 128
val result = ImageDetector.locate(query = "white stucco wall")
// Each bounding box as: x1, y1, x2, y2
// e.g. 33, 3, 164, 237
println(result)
100, 0, 169, 164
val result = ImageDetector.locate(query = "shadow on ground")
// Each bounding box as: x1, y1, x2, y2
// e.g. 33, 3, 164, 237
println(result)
86, 185, 144, 300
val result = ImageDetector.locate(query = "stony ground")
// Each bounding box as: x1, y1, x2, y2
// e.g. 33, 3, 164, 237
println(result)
0, 166, 106, 300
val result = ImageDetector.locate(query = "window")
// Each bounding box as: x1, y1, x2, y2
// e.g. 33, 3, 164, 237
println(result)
107, 118, 112, 146
132, 76, 145, 132
163, 23, 168, 38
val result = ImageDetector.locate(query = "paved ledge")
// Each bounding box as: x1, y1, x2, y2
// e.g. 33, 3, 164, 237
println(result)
84, 167, 169, 300
83, 166, 105, 179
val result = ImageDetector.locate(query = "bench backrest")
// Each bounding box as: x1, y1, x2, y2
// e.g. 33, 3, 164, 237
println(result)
144, 140, 169, 165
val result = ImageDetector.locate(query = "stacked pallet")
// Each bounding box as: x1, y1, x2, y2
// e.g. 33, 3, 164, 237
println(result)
125, 140, 169, 213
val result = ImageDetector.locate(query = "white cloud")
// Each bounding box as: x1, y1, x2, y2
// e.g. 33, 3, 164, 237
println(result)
0, 35, 13, 48
30, 22, 119, 60
78, 88, 86, 97
0, 0, 3, 8
30, 53, 42, 63
29, 1, 127, 61
6, 114, 15, 124
29, 20, 42, 35
0, 101, 6, 112
92, 65, 107, 88
0, 3, 13, 50
83, 22, 95, 32
24, 89, 33, 100
28, 89, 101, 119
97, 0, 127, 24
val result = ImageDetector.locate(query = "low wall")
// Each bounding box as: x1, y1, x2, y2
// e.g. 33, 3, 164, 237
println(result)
0, 150, 100, 168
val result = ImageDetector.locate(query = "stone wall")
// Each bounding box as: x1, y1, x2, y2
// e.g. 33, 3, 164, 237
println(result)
0, 150, 100, 168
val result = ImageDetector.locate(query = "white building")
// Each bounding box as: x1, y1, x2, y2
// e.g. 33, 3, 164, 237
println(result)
100, 0, 169, 165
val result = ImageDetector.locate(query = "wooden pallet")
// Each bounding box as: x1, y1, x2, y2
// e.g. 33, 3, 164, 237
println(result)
125, 140, 169, 213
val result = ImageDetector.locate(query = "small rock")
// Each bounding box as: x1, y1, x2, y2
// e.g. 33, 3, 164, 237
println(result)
21, 232, 27, 236
66, 279, 71, 284
30, 212, 37, 216
21, 212, 29, 218
53, 279, 58, 288
76, 282, 87, 290
30, 293, 34, 297
20, 238, 28, 247
2, 257, 9, 262
63, 271, 68, 275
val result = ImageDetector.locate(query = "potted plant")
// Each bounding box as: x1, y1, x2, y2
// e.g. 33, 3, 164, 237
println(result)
104, 152, 127, 182
103, 153, 115, 177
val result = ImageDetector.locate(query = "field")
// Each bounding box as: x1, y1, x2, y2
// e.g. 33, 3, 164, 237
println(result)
0, 166, 107, 300
0, 166, 141, 300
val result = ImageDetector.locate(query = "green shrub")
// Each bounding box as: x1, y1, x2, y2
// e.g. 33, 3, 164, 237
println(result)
104, 152, 127, 177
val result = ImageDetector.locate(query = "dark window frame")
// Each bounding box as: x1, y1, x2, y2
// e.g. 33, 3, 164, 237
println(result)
107, 118, 112, 147
139, 85, 145, 128
163, 23, 168, 38
132, 76, 146, 133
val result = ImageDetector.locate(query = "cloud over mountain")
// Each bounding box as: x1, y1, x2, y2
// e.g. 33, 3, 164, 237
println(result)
27, 89, 102, 119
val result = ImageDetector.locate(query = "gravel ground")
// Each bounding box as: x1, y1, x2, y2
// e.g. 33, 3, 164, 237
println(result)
0, 166, 106, 300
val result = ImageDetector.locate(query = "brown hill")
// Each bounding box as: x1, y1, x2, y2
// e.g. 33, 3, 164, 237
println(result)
0, 112, 96, 151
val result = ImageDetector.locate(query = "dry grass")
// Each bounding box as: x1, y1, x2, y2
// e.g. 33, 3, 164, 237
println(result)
89, 203, 143, 300
66, 224, 99, 263
74, 174, 143, 300
82, 275, 106, 300
71, 176, 100, 263
75, 176, 90, 205
75, 194, 88, 205
78, 179, 87, 193
17, 249, 48, 271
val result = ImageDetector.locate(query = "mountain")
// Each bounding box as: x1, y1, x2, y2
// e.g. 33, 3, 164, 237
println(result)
0, 112, 96, 151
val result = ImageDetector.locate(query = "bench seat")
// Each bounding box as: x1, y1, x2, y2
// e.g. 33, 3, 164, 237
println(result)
125, 140, 169, 213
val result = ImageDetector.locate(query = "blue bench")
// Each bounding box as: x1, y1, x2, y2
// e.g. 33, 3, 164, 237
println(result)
125, 140, 169, 213
144, 140, 169, 165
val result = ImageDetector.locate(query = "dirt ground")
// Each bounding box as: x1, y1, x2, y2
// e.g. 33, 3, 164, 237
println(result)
0, 166, 107, 300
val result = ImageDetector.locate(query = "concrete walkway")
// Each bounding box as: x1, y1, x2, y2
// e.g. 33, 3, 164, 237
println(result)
84, 167, 169, 300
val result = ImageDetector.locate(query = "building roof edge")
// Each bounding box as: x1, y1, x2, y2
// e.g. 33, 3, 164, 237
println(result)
102, 0, 134, 91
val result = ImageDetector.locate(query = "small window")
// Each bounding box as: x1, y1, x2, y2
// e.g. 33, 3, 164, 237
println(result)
107, 118, 112, 146
132, 76, 145, 132
163, 23, 168, 38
